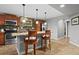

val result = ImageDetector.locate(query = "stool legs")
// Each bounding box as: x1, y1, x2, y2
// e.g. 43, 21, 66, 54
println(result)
42, 39, 51, 51
25, 44, 36, 55
34, 44, 36, 55
49, 39, 51, 50
25, 44, 28, 55
44, 39, 47, 51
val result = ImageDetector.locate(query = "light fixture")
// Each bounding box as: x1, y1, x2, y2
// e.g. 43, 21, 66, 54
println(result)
35, 9, 39, 24
36, 9, 38, 19
22, 4, 25, 17
22, 19, 26, 23
22, 4, 26, 23
44, 11, 48, 29
60, 4, 65, 8
44, 12, 47, 20
1, 29, 4, 32
36, 21, 39, 24
44, 22, 47, 25
44, 12, 47, 25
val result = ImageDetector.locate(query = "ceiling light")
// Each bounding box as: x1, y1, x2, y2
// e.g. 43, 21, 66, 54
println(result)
60, 4, 65, 8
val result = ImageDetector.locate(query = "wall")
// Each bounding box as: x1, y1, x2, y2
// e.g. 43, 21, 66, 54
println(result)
47, 19, 58, 40
47, 12, 79, 45
68, 13, 79, 45
47, 16, 67, 40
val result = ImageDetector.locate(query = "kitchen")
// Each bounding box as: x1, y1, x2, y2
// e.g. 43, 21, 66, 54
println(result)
0, 0, 79, 59
0, 4, 49, 55
0, 4, 79, 55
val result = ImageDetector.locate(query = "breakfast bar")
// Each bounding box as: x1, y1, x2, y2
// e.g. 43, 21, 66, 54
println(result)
12, 31, 45, 54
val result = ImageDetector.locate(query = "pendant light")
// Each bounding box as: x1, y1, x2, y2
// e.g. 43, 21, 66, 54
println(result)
22, 4, 26, 23
22, 4, 25, 17
45, 12, 47, 20
36, 9, 38, 19
44, 12, 47, 25
36, 9, 39, 24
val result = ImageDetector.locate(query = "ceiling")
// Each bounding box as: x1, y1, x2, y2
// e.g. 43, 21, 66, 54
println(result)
0, 4, 63, 19
49, 4, 79, 16
0, 4, 79, 19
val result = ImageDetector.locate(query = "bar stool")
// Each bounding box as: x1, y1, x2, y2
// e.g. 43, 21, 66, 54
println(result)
42, 30, 51, 51
24, 30, 37, 55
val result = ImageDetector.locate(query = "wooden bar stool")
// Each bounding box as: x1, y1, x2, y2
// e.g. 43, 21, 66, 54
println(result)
42, 30, 51, 51
24, 30, 37, 55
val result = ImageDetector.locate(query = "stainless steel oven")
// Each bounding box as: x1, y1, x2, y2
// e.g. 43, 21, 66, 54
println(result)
5, 20, 17, 44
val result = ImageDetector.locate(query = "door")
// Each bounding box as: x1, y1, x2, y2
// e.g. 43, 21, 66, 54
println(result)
66, 21, 70, 38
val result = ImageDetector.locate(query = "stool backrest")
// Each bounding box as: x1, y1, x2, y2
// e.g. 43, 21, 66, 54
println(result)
42, 30, 51, 38
28, 30, 37, 40
46, 30, 51, 36
45, 30, 51, 38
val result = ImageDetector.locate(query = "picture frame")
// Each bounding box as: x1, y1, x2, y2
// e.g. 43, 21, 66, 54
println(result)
71, 16, 79, 25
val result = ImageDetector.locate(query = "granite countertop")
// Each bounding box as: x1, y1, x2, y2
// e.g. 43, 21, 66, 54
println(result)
12, 31, 45, 36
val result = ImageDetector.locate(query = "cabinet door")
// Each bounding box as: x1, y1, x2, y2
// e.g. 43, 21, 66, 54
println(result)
0, 32, 4, 45
0, 15, 5, 25
0, 38, 4, 45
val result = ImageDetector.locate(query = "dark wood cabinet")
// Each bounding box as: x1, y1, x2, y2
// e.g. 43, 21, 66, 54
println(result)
0, 13, 20, 25
0, 32, 5, 45
4, 14, 20, 26
0, 13, 20, 45
0, 15, 5, 25
35, 20, 45, 31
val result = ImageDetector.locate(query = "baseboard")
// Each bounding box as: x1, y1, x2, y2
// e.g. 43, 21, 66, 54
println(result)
70, 41, 79, 47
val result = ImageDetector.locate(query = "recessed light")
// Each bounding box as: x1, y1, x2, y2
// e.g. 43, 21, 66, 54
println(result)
60, 4, 65, 8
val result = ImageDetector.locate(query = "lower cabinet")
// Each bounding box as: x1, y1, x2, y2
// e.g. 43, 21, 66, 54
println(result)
0, 32, 5, 45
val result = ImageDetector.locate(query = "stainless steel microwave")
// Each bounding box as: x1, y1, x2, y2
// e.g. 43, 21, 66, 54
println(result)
5, 20, 17, 25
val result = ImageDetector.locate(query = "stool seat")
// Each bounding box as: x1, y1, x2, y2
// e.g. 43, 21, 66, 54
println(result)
25, 37, 28, 40
25, 37, 36, 40
29, 37, 36, 40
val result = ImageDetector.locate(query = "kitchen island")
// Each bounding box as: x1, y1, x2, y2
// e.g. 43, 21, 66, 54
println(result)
12, 31, 45, 55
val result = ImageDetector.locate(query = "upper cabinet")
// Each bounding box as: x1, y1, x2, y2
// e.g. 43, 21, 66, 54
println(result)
4, 14, 20, 26
0, 13, 20, 26
35, 20, 46, 31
